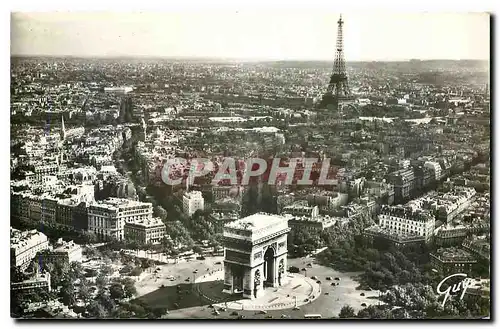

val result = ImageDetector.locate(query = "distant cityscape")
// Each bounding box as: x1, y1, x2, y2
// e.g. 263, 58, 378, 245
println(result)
10, 13, 490, 320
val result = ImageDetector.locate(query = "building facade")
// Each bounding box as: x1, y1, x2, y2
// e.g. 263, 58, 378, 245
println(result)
378, 204, 435, 240
88, 198, 153, 241
282, 203, 319, 218
124, 217, 166, 245
11, 272, 51, 293
11, 228, 50, 270
430, 247, 477, 275
387, 168, 415, 203
38, 238, 83, 264
182, 191, 204, 217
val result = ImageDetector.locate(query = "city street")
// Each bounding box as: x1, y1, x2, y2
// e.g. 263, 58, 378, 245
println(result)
137, 255, 382, 319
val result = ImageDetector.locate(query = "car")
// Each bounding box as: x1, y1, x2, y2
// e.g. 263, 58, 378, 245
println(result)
325, 292, 329, 295
311, 276, 318, 280
361, 303, 367, 307
331, 283, 336, 286
288, 266, 300, 273
335, 277, 341, 281
231, 311, 238, 316
326, 276, 332, 281
160, 284, 165, 288
265, 315, 273, 319
316, 280, 322, 284
185, 278, 190, 282
360, 293, 365, 296
238, 315, 245, 319
259, 310, 267, 314
281, 314, 290, 319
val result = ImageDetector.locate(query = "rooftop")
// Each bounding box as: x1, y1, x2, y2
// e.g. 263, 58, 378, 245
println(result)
184, 190, 203, 199
431, 247, 477, 262
225, 213, 287, 232
90, 197, 152, 210
126, 217, 165, 228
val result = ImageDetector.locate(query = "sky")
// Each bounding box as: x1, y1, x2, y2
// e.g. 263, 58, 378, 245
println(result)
11, 11, 490, 61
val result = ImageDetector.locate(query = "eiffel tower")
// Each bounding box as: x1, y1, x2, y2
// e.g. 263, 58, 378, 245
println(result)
318, 15, 355, 112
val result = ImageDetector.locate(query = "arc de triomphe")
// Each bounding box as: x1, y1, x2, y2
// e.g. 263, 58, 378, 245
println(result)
222, 213, 290, 299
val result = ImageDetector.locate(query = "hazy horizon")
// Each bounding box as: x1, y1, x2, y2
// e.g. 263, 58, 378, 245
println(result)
9, 54, 491, 62
11, 12, 490, 61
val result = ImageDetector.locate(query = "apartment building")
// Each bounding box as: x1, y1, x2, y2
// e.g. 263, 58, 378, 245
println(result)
88, 198, 153, 241
124, 217, 166, 245
378, 204, 435, 240
183, 191, 204, 217
38, 238, 83, 264
11, 228, 50, 270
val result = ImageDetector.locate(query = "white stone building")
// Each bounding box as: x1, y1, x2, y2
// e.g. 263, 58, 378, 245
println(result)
182, 191, 204, 217
88, 198, 153, 241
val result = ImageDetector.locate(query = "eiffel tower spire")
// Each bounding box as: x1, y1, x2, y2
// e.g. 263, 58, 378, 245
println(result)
318, 14, 354, 111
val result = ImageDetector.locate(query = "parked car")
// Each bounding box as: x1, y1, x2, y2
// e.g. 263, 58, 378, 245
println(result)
361, 303, 367, 307
360, 293, 365, 296
288, 266, 300, 273
326, 276, 332, 281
